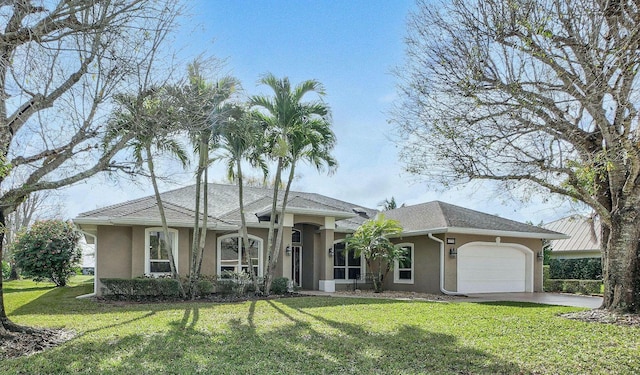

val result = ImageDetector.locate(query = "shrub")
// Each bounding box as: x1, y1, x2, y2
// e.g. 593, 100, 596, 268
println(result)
270, 277, 289, 295
11, 220, 81, 286
543, 279, 602, 295
549, 258, 602, 280
217, 271, 253, 296
1, 260, 10, 280
101, 278, 181, 299
196, 280, 215, 295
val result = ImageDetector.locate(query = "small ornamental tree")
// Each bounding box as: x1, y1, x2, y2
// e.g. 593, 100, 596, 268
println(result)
346, 214, 404, 293
11, 220, 81, 287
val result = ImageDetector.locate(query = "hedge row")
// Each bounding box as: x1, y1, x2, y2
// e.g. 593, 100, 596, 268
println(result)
543, 278, 602, 295
549, 258, 602, 280
100, 275, 292, 300
101, 278, 183, 298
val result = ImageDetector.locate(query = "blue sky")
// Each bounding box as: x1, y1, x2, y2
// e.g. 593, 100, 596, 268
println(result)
64, 0, 580, 223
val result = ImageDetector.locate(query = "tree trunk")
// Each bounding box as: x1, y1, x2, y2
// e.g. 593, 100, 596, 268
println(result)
0, 210, 37, 334
8, 261, 18, 280
237, 160, 260, 292
196, 166, 208, 278
602, 208, 640, 313
263, 157, 284, 294
146, 145, 185, 299
266, 161, 296, 295
189, 138, 207, 297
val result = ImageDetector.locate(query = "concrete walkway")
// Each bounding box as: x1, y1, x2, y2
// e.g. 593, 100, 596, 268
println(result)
462, 292, 603, 309
298, 290, 602, 309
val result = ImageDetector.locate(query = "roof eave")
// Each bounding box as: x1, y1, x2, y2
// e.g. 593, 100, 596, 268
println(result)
389, 227, 568, 240
73, 217, 238, 230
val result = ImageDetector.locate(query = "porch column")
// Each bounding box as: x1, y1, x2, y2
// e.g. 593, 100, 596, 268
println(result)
279, 213, 294, 279
319, 217, 335, 292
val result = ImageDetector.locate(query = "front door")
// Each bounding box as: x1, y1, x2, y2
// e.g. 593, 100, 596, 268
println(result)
291, 245, 302, 287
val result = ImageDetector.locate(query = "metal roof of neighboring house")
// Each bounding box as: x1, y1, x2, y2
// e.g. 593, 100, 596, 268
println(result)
543, 215, 601, 255
74, 184, 565, 239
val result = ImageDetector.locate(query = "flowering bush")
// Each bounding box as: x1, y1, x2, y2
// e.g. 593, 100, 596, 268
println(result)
11, 220, 81, 286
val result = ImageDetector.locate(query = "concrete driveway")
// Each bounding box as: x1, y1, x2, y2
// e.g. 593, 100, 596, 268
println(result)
461, 292, 602, 308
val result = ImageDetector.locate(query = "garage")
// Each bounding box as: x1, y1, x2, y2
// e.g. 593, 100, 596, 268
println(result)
457, 243, 533, 293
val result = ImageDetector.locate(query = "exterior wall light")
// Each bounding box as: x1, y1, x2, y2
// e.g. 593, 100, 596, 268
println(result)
537, 251, 544, 261
449, 248, 457, 257
285, 245, 291, 256
328, 247, 334, 257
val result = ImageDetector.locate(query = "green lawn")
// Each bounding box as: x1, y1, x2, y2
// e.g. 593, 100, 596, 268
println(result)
3, 277, 639, 374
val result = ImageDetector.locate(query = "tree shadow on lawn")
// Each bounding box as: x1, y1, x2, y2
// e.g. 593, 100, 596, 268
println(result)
2, 285, 56, 294
4, 300, 528, 374
8, 284, 401, 317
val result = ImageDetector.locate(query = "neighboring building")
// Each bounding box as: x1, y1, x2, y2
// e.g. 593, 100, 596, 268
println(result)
79, 236, 96, 275
543, 215, 601, 259
73, 183, 566, 296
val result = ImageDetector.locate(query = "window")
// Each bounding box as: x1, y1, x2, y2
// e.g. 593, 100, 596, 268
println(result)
291, 228, 302, 243
333, 241, 363, 281
145, 228, 178, 275
394, 243, 414, 284
217, 234, 263, 276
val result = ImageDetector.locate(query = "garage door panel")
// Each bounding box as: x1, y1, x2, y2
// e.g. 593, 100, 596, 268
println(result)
457, 245, 527, 293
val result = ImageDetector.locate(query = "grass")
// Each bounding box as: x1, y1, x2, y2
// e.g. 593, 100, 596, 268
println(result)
2, 277, 639, 374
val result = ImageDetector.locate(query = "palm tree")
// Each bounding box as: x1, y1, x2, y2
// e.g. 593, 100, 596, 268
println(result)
212, 105, 268, 290
250, 74, 336, 293
345, 214, 404, 293
170, 61, 239, 295
106, 89, 188, 293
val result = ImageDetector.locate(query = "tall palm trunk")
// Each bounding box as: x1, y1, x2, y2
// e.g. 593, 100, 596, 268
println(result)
196, 165, 208, 277
266, 160, 297, 294
236, 159, 260, 292
189, 138, 208, 298
145, 145, 185, 299
264, 157, 284, 294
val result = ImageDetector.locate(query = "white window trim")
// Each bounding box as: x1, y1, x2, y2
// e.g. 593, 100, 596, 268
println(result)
333, 240, 366, 284
217, 233, 263, 277
144, 227, 179, 276
394, 243, 414, 284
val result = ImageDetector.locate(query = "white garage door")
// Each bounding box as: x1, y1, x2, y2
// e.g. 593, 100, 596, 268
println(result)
457, 245, 528, 293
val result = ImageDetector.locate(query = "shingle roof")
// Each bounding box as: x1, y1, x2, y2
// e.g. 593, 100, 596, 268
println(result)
543, 215, 601, 253
384, 201, 564, 238
75, 184, 564, 238
76, 183, 371, 229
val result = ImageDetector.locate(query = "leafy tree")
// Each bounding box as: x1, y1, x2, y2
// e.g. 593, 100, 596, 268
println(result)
1, 261, 9, 280
394, 0, 640, 312
346, 214, 404, 293
2, 191, 63, 280
11, 220, 81, 287
0, 0, 181, 333
251, 74, 336, 294
379, 197, 405, 211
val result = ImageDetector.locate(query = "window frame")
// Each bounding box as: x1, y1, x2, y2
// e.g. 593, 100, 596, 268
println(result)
394, 243, 414, 284
217, 233, 263, 277
144, 227, 179, 276
333, 240, 365, 283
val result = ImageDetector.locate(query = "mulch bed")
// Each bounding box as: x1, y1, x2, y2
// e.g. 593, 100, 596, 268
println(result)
1, 327, 75, 360
561, 309, 640, 327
